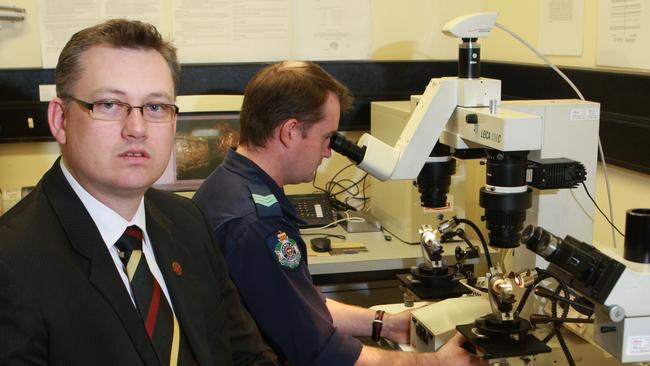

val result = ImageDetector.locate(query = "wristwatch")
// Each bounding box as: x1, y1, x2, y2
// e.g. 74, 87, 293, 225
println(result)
371, 310, 385, 341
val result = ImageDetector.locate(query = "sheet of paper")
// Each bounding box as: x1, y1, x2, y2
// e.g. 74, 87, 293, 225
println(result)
38, 0, 164, 68
38, 0, 100, 68
597, 0, 650, 70
539, 0, 584, 56
293, 0, 371, 61
172, 0, 290, 63
101, 0, 163, 29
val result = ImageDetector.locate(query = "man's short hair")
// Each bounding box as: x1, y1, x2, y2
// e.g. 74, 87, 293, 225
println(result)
55, 19, 180, 98
239, 61, 353, 148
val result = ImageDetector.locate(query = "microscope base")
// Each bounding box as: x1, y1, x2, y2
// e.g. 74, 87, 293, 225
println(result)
456, 323, 551, 359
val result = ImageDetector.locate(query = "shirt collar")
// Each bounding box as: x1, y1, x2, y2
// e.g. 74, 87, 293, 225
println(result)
60, 160, 147, 249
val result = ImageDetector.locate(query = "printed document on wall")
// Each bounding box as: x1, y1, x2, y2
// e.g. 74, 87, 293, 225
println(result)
293, 0, 371, 60
172, 0, 290, 63
539, 0, 584, 56
597, 0, 650, 70
37, 0, 164, 68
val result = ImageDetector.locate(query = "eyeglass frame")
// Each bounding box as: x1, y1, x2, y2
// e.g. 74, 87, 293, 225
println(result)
64, 95, 179, 123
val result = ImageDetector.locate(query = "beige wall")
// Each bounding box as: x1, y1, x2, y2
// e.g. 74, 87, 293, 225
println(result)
0, 0, 41, 68
480, 0, 598, 69
0, 141, 59, 211
594, 163, 650, 249
4, 1, 650, 69
2, 0, 484, 68
0, 141, 59, 190
1, 1, 649, 251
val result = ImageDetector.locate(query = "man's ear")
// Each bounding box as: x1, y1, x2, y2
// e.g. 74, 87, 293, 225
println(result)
278, 118, 300, 148
48, 98, 67, 145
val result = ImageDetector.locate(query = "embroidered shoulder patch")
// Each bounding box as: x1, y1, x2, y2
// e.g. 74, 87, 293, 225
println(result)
273, 231, 302, 269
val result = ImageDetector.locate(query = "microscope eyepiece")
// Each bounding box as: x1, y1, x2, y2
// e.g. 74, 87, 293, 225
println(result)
329, 132, 366, 164
521, 225, 558, 257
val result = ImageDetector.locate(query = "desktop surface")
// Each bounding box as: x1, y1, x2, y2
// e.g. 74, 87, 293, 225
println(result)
304, 225, 472, 276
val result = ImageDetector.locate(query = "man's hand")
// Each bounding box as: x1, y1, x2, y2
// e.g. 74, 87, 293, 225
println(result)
434, 332, 486, 366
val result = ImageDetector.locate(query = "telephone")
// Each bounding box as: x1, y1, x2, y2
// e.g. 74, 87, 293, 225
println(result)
287, 193, 335, 229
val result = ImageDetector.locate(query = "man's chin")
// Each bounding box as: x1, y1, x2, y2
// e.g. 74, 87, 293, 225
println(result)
304, 171, 317, 184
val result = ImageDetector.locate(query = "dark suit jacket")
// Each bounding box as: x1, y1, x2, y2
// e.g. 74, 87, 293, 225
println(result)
0, 160, 277, 366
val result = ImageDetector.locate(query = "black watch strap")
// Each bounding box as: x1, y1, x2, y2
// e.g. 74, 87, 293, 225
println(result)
371, 310, 385, 341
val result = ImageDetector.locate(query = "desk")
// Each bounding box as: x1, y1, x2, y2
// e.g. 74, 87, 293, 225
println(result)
304, 225, 487, 307
305, 225, 466, 276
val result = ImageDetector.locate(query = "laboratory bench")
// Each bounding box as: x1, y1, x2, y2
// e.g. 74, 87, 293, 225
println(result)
305, 225, 488, 307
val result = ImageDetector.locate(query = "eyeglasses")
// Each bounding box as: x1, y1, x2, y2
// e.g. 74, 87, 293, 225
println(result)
66, 96, 179, 123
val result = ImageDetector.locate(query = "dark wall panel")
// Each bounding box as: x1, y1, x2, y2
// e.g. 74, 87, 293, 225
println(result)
1, 61, 648, 174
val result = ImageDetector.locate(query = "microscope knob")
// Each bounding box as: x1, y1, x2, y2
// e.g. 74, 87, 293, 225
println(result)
606, 305, 625, 322
465, 114, 478, 124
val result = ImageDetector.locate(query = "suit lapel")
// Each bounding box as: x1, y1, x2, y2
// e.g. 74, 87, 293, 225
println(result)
145, 199, 211, 366
41, 161, 160, 366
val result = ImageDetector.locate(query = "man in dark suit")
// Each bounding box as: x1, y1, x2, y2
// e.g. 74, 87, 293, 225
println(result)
0, 19, 277, 366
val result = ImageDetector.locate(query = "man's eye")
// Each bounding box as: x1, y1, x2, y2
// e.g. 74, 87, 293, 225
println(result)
95, 101, 117, 110
147, 104, 161, 112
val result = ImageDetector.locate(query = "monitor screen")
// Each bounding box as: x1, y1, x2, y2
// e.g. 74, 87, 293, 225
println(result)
154, 111, 240, 191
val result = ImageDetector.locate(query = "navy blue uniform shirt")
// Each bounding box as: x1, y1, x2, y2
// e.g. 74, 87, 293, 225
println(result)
194, 149, 363, 366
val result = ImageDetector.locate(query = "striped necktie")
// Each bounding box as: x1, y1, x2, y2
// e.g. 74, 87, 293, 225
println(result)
115, 225, 195, 366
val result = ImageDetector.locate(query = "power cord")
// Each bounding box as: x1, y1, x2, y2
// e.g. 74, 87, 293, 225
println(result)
380, 226, 419, 245
312, 163, 370, 212
495, 22, 619, 248
581, 182, 625, 237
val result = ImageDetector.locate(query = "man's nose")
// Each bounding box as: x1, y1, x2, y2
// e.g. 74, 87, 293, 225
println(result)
122, 107, 147, 139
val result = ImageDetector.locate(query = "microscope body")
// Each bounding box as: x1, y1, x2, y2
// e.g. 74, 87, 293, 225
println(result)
521, 224, 650, 363
363, 78, 601, 362
593, 255, 650, 363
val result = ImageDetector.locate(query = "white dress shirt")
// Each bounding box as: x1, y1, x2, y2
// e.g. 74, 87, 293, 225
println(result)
60, 160, 174, 309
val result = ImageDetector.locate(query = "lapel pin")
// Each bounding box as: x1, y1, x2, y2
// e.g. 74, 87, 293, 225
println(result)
172, 261, 183, 276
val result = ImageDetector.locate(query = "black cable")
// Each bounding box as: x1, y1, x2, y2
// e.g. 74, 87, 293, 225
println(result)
330, 173, 368, 196
328, 174, 369, 212
516, 268, 575, 366
320, 163, 356, 198
300, 233, 346, 240
311, 178, 331, 198
555, 327, 576, 366
381, 226, 419, 245
312, 164, 352, 195
455, 218, 492, 268
552, 285, 571, 320
582, 181, 625, 237
328, 163, 356, 189
360, 174, 369, 210
328, 178, 362, 196
314, 163, 369, 212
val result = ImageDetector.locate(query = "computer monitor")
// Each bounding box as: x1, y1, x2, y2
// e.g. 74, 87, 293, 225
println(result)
154, 95, 243, 191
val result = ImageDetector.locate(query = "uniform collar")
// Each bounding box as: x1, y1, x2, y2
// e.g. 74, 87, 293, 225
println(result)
223, 148, 298, 218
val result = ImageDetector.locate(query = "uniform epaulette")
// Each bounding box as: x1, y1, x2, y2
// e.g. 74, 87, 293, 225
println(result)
247, 178, 282, 218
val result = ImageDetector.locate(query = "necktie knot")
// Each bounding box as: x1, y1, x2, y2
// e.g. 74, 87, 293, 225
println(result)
115, 225, 144, 264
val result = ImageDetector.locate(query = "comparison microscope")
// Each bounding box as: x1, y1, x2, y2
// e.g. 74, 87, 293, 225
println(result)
330, 12, 650, 365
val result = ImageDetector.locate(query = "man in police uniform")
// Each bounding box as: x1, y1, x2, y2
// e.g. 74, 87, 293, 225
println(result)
194, 61, 484, 366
